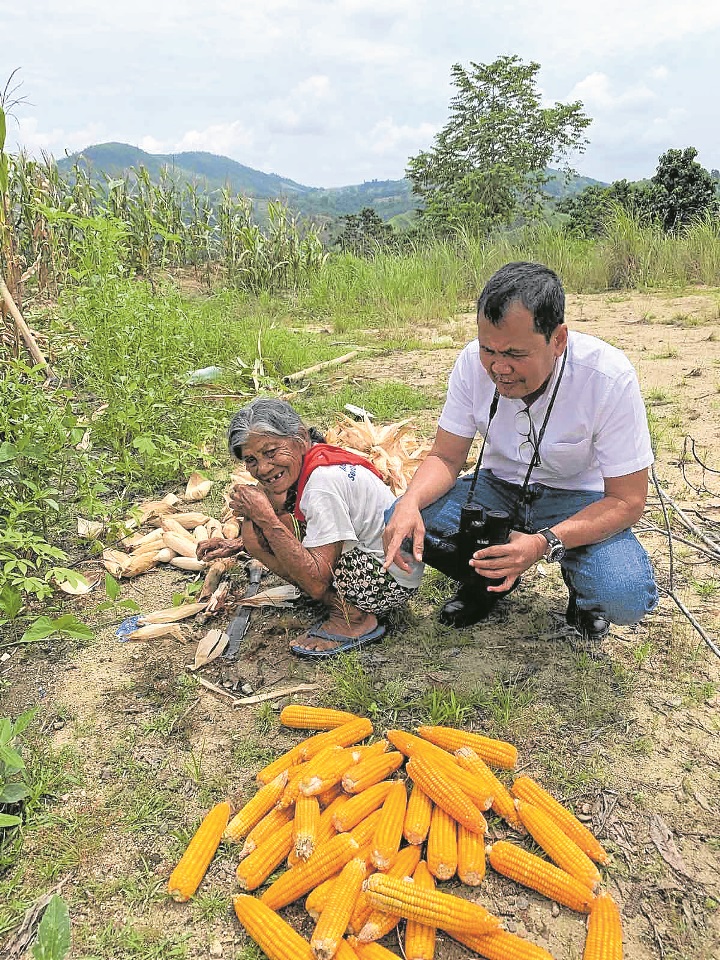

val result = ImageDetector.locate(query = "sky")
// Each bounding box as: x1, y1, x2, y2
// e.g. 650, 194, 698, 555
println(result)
4, 0, 720, 189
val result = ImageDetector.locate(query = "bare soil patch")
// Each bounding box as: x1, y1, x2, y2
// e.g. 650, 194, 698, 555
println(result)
2, 289, 720, 960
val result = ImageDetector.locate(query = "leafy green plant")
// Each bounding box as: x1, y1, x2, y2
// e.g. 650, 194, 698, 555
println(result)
0, 709, 34, 827
32, 895, 71, 960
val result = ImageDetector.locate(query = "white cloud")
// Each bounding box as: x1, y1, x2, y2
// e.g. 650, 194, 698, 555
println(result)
9, 117, 105, 157
570, 73, 656, 112
173, 122, 255, 157
368, 117, 437, 156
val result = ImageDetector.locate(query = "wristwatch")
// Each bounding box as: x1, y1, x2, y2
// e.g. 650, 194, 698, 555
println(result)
537, 528, 566, 563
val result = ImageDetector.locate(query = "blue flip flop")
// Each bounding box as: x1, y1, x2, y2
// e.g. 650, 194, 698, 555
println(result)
291, 621, 386, 659
116, 614, 143, 641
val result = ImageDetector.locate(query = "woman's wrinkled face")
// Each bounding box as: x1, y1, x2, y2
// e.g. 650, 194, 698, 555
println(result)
240, 430, 311, 496
477, 301, 567, 401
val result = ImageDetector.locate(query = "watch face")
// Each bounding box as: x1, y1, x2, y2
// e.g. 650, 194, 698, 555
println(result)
547, 542, 565, 562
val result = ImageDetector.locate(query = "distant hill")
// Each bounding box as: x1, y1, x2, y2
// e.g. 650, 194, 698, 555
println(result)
57, 142, 605, 224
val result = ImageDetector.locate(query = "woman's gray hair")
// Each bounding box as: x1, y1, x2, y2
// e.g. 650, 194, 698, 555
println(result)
228, 397, 307, 458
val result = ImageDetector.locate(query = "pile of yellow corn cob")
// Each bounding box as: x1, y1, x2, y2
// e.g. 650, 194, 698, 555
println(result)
167, 707, 622, 960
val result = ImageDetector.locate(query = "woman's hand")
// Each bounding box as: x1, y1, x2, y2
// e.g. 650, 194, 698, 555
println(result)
229, 484, 278, 526
468, 530, 546, 592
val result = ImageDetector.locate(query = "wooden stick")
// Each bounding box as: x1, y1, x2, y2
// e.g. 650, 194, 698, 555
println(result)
283, 350, 362, 383
0, 273, 50, 371
232, 682, 320, 707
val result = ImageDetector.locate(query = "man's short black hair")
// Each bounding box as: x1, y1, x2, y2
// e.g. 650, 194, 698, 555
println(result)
477, 262, 565, 342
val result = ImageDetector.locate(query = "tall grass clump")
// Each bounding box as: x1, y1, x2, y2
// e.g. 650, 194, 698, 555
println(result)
684, 214, 720, 287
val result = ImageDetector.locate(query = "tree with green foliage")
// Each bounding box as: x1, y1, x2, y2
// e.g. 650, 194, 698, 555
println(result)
336, 206, 393, 255
649, 147, 717, 232
406, 56, 591, 234
558, 179, 653, 238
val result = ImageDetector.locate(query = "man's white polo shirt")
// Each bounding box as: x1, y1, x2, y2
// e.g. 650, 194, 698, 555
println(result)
438, 330, 654, 493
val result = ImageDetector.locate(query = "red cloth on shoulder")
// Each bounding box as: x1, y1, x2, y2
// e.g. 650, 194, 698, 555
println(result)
293, 443, 385, 522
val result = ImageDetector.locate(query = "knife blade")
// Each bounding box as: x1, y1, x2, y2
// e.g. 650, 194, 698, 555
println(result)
223, 559, 264, 661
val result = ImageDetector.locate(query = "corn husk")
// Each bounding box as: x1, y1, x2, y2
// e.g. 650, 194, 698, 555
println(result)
171, 511, 213, 529
132, 538, 167, 556
155, 547, 177, 563
123, 552, 162, 577
77, 517, 104, 539
103, 549, 132, 577
139, 602, 207, 624
222, 518, 241, 539
205, 517, 223, 539
236, 585, 301, 608
170, 556, 206, 571
199, 558, 236, 600
194, 524, 209, 542
185, 472, 214, 501
192, 629, 229, 669
162, 532, 200, 558
126, 623, 186, 642
124, 527, 164, 549
161, 516, 195, 536
137, 493, 179, 522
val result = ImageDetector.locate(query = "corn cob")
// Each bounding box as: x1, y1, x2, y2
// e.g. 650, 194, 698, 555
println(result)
317, 783, 345, 808
457, 823, 485, 886
240, 806, 294, 860
261, 832, 361, 910
427, 804, 458, 881
388, 731, 493, 810
233, 894, 315, 960
225, 772, 288, 842
487, 841, 595, 913
280, 705, 361, 730
301, 748, 357, 797
347, 940, 399, 960
417, 725, 518, 770
512, 775, 609, 864
362, 873, 501, 937
456, 747, 523, 831
405, 757, 487, 835
298, 718, 374, 761
332, 782, 393, 832
306, 873, 341, 920
289, 795, 347, 867
405, 861, 437, 960
335, 943, 360, 960
349, 809, 384, 850
168, 800, 231, 901
349, 740, 390, 763
451, 928, 557, 960
236, 819, 295, 891
514, 799, 600, 890
583, 890, 623, 960
295, 794, 322, 861
348, 844, 421, 936
278, 759, 315, 808
369, 780, 407, 871
342, 752, 404, 793
404, 784, 433, 845
311, 858, 368, 960
257, 744, 304, 785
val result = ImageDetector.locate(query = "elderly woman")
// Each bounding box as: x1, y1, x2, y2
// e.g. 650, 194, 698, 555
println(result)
201, 397, 423, 657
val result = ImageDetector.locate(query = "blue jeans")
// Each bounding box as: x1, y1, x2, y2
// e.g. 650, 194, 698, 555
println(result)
413, 470, 658, 626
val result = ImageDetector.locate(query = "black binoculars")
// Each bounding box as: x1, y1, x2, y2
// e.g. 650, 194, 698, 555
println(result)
421, 504, 512, 584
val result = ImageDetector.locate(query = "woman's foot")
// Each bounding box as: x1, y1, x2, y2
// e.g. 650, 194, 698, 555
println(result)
291, 610, 380, 654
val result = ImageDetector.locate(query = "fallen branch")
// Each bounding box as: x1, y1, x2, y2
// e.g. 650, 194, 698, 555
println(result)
0, 273, 51, 372
232, 682, 320, 707
283, 351, 362, 383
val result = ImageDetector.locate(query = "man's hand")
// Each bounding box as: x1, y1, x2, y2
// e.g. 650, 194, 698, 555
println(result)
229, 484, 277, 526
468, 530, 545, 592
382, 499, 425, 574
196, 537, 244, 562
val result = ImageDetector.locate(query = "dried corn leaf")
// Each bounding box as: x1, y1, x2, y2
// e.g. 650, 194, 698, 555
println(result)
172, 511, 213, 529
161, 516, 195, 536
125, 528, 164, 549
124, 552, 161, 577
103, 550, 132, 577
137, 499, 177, 522
77, 518, 104, 539
193, 629, 229, 669
236, 585, 301, 608
126, 623, 186, 642
185, 472, 214, 501
162, 532, 199, 558
139, 601, 207, 625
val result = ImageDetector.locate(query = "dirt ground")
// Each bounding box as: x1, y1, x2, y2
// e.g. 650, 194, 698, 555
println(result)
2, 289, 720, 960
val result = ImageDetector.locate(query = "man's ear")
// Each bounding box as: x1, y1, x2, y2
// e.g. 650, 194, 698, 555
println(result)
554, 324, 568, 356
